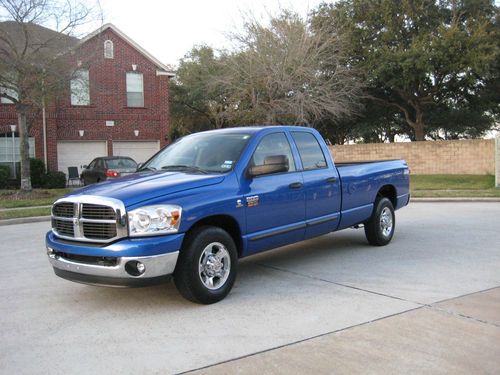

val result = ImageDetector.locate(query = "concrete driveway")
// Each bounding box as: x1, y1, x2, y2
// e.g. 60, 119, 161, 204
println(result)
1, 203, 499, 374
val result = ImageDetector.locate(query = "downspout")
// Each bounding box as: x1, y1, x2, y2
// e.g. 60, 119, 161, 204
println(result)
42, 99, 47, 171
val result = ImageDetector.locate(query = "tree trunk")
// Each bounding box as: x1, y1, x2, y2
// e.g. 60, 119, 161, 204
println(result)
413, 120, 425, 141
412, 106, 426, 141
17, 105, 32, 192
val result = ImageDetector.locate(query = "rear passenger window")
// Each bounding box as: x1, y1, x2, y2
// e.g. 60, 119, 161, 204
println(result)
252, 132, 296, 172
291, 132, 327, 170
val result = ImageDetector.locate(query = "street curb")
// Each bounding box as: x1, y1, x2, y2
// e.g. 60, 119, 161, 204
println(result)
0, 216, 51, 226
411, 197, 500, 202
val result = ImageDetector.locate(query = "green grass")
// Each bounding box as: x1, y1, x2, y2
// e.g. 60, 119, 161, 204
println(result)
410, 175, 500, 198
410, 175, 495, 190
0, 188, 72, 209
0, 207, 51, 220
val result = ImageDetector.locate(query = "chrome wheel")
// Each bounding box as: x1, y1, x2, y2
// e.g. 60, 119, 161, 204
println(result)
380, 207, 393, 237
198, 242, 231, 290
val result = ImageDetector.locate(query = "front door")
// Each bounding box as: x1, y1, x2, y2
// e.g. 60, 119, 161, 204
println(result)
241, 132, 306, 256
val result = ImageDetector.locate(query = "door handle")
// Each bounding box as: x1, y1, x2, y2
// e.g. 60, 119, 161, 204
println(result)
289, 182, 303, 189
326, 177, 337, 183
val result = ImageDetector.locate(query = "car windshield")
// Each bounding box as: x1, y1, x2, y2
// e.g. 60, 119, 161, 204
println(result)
141, 132, 252, 173
106, 158, 137, 169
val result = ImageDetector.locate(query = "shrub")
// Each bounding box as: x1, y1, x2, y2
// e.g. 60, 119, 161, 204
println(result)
43, 171, 66, 188
0, 165, 10, 189
30, 158, 46, 188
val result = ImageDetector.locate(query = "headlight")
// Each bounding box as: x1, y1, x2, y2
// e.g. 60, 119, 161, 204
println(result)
128, 205, 182, 237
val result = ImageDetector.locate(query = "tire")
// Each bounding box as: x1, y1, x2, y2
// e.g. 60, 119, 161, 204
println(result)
364, 197, 395, 246
174, 226, 238, 304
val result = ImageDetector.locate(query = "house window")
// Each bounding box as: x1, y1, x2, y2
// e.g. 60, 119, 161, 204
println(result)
104, 40, 114, 59
126, 72, 144, 107
0, 86, 18, 104
70, 69, 90, 106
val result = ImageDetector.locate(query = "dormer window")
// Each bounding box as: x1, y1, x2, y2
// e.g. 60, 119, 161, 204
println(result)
104, 40, 114, 59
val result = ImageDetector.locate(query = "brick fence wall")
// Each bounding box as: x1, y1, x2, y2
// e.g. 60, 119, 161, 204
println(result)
329, 139, 496, 175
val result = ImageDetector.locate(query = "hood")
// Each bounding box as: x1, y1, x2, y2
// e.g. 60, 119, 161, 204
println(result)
69, 171, 225, 207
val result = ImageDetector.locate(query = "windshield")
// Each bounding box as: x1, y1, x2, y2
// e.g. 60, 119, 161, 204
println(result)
106, 158, 137, 169
141, 132, 252, 173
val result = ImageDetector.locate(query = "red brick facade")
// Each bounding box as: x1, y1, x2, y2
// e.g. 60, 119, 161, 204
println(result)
0, 25, 171, 171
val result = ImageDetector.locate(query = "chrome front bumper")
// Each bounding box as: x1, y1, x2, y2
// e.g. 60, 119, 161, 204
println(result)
47, 249, 179, 287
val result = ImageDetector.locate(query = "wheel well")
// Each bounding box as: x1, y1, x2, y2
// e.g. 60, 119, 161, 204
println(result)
377, 184, 397, 207
187, 215, 243, 257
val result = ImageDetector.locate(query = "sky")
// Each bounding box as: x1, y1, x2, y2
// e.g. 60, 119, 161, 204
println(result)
95, 0, 326, 67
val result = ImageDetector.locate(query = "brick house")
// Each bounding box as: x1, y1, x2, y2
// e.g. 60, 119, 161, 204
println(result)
0, 23, 173, 176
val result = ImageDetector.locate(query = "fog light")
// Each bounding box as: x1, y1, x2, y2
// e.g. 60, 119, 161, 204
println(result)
125, 260, 146, 276
47, 247, 54, 255
136, 262, 145, 274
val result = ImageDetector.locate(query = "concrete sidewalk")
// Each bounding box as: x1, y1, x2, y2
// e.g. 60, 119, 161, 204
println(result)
190, 288, 500, 375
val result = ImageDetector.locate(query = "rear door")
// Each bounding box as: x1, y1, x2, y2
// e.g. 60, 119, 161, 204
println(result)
242, 132, 305, 255
291, 131, 341, 238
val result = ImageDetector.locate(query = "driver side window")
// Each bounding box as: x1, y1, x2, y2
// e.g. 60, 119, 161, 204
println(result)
251, 132, 296, 173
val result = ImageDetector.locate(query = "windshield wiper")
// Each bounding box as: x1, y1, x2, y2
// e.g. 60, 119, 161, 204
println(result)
138, 166, 157, 171
161, 165, 208, 174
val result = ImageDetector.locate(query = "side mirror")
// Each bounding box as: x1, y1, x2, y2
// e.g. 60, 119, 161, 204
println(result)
82, 165, 88, 169
247, 155, 289, 177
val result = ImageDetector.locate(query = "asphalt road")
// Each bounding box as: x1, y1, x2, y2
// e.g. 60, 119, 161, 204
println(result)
1, 203, 499, 374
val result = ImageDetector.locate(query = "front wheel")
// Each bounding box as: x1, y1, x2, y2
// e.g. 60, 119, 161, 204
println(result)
174, 226, 237, 304
364, 197, 395, 246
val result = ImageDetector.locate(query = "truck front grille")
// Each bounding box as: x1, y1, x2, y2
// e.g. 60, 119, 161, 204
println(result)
81, 204, 116, 220
52, 218, 75, 237
51, 197, 127, 244
83, 222, 117, 239
53, 202, 74, 218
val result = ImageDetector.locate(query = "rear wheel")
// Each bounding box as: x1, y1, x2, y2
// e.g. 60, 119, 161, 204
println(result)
364, 197, 395, 246
174, 226, 237, 304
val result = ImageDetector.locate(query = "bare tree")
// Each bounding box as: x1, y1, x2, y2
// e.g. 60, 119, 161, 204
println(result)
0, 0, 101, 192
218, 10, 363, 126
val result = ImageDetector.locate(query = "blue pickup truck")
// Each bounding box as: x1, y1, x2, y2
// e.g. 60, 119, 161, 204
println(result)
46, 126, 410, 304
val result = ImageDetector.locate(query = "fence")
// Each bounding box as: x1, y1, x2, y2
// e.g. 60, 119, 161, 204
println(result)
329, 138, 498, 179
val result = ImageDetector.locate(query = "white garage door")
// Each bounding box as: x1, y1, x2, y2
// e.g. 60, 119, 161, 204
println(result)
112, 141, 160, 164
57, 141, 107, 175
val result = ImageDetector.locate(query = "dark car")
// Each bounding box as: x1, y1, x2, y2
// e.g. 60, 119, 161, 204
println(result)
81, 156, 138, 186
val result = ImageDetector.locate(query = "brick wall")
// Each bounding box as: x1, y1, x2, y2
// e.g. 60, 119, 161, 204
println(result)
329, 139, 496, 175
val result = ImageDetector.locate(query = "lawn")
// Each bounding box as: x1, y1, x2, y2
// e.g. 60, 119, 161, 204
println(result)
0, 207, 51, 220
410, 175, 500, 198
0, 188, 72, 209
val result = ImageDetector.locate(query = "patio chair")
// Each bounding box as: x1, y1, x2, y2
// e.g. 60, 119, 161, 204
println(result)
67, 166, 81, 187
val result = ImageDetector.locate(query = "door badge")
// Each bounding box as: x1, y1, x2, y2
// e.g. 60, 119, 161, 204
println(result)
246, 195, 259, 207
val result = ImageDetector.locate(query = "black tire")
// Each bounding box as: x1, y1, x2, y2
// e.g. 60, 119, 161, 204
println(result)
364, 197, 395, 246
174, 226, 238, 304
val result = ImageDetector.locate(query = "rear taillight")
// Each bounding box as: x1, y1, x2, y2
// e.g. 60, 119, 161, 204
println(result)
106, 170, 120, 177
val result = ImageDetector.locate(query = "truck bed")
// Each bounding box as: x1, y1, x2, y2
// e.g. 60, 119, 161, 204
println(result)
335, 159, 410, 230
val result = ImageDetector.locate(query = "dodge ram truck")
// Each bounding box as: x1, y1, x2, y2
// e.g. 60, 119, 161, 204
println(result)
46, 126, 410, 304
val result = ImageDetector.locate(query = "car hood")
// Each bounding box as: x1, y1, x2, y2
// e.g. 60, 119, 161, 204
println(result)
69, 171, 225, 207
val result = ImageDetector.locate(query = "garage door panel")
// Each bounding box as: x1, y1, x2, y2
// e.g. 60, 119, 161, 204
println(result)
57, 141, 107, 175
113, 141, 160, 164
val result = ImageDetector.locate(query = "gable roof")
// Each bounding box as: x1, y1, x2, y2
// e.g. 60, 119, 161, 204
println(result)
80, 23, 175, 77
0, 21, 79, 60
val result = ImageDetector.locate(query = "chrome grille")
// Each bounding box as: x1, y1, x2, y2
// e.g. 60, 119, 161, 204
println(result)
52, 218, 75, 237
51, 196, 127, 243
53, 202, 74, 218
82, 204, 116, 220
83, 222, 117, 239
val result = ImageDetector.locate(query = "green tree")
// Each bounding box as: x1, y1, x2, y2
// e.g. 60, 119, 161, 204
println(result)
170, 46, 233, 139
312, 0, 499, 141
